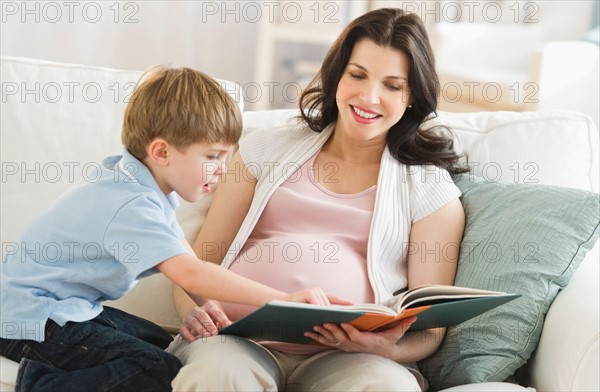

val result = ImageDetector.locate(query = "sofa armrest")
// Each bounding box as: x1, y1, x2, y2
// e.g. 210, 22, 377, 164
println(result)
525, 242, 599, 391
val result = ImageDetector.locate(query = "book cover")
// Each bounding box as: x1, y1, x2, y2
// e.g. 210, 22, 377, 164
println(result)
220, 290, 520, 344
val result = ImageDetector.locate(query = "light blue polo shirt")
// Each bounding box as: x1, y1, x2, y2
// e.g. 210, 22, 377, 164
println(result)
1, 149, 190, 342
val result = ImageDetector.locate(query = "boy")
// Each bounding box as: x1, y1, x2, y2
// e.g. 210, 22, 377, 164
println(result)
0, 66, 339, 391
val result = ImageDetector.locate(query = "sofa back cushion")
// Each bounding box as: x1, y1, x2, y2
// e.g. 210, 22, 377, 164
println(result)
243, 109, 599, 194
426, 110, 599, 192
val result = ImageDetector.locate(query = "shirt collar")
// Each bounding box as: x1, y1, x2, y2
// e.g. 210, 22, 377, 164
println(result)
110, 148, 180, 210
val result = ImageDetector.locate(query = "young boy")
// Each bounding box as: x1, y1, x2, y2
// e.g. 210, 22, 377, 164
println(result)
0, 66, 339, 391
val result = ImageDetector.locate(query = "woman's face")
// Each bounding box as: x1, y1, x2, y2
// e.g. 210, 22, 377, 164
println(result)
335, 39, 411, 142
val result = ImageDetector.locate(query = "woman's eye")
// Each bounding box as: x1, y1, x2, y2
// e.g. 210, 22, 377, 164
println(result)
387, 84, 402, 91
350, 73, 365, 80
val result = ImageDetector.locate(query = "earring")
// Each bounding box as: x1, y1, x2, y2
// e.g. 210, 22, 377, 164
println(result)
408, 105, 412, 108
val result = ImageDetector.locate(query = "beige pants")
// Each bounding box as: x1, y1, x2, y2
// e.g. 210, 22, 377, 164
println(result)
167, 335, 425, 391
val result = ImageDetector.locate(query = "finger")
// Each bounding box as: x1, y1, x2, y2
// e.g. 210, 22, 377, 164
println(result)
375, 316, 418, 341
286, 289, 334, 305
389, 316, 418, 333
402, 316, 418, 327
307, 288, 327, 305
183, 317, 210, 338
189, 309, 219, 336
320, 324, 350, 347
203, 304, 233, 329
218, 318, 233, 329
317, 288, 329, 305
303, 289, 326, 305
313, 325, 336, 341
339, 322, 360, 339
322, 323, 348, 341
304, 330, 337, 347
326, 294, 354, 306
395, 316, 418, 334
304, 331, 324, 344
180, 326, 197, 343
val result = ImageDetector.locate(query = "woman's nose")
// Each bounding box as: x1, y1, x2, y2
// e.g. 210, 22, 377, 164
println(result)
359, 83, 380, 105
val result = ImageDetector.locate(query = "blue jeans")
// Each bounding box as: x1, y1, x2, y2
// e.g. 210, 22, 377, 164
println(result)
0, 306, 181, 391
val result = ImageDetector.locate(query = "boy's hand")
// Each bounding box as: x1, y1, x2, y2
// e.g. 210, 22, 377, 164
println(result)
179, 300, 232, 342
282, 288, 353, 306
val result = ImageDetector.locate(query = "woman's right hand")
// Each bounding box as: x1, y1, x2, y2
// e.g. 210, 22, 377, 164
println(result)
179, 300, 232, 342
281, 288, 353, 306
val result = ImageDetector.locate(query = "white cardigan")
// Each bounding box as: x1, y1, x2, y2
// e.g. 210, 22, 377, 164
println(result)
222, 122, 461, 303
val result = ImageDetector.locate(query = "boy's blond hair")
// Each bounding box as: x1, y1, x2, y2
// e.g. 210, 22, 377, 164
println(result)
122, 66, 242, 159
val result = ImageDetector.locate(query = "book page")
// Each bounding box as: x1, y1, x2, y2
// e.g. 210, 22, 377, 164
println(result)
381, 285, 509, 312
267, 300, 397, 316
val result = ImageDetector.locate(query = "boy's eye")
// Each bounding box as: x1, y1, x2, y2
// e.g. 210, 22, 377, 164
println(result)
207, 155, 220, 160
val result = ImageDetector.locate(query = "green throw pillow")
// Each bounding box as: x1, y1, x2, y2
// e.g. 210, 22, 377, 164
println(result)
418, 173, 600, 390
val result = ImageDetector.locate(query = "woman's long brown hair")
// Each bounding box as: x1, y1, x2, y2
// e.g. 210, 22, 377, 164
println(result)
299, 8, 467, 174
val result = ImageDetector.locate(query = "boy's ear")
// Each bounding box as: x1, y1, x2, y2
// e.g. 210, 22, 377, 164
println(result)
146, 138, 170, 166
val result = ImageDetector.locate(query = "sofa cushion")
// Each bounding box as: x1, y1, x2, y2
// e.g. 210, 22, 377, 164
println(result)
424, 110, 599, 193
418, 173, 600, 390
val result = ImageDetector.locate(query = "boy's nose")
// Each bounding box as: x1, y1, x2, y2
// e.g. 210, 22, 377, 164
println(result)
213, 162, 227, 176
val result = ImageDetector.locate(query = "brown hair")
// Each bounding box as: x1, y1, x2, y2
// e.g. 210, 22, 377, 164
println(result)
299, 8, 467, 173
122, 66, 242, 160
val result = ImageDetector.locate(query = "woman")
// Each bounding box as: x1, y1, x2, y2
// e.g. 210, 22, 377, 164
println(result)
169, 8, 466, 391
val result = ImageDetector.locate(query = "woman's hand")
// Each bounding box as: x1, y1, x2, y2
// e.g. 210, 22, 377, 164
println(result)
179, 300, 232, 342
304, 317, 418, 359
281, 288, 353, 306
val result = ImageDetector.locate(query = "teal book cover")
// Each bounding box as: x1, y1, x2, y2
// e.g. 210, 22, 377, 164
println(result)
220, 293, 520, 344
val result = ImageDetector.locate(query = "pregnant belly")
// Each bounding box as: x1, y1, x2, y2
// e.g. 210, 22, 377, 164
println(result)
220, 236, 374, 322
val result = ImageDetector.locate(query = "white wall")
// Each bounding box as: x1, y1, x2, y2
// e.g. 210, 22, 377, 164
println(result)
2, 0, 598, 113
1, 0, 371, 110
1, 1, 259, 93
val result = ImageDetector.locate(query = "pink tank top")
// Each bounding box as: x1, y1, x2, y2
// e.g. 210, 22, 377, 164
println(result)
222, 152, 376, 354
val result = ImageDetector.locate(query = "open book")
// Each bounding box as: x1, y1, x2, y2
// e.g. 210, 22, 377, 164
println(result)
220, 285, 520, 344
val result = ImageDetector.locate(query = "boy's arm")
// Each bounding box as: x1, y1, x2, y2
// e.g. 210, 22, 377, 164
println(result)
158, 252, 284, 307
174, 240, 231, 341
173, 240, 218, 319
173, 284, 203, 320
158, 252, 344, 307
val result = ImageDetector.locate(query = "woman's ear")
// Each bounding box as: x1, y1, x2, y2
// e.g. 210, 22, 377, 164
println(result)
146, 138, 170, 166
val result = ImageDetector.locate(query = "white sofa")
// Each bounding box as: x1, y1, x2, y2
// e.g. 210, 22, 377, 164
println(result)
1, 56, 598, 391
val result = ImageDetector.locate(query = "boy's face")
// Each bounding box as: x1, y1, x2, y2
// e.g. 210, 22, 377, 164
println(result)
163, 142, 231, 202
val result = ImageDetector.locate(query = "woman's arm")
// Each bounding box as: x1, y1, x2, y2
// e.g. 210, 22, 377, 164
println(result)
390, 197, 465, 361
193, 150, 258, 262
406, 197, 464, 288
